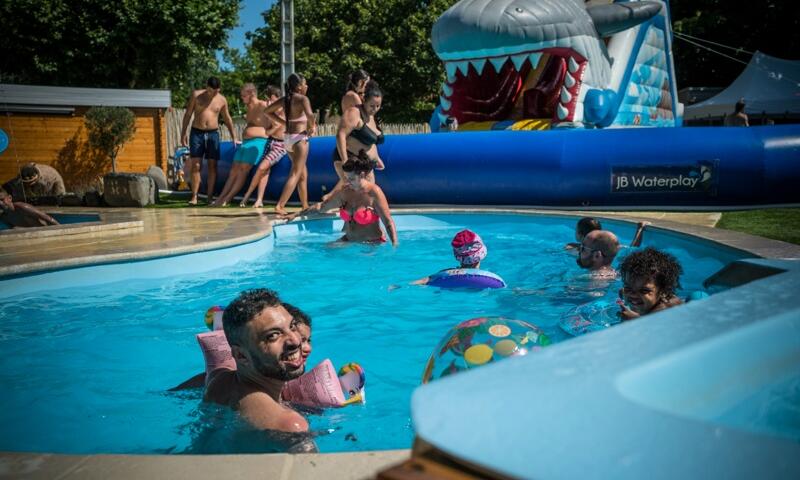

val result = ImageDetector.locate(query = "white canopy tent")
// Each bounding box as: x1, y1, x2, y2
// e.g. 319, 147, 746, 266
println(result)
684, 51, 800, 120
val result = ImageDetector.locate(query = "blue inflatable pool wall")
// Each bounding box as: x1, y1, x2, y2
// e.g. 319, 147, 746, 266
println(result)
204, 125, 800, 208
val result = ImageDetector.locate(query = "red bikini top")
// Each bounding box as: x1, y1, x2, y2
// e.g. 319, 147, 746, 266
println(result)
339, 206, 380, 225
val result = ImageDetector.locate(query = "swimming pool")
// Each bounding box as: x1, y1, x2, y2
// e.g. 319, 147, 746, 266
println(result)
0, 213, 100, 230
0, 213, 748, 454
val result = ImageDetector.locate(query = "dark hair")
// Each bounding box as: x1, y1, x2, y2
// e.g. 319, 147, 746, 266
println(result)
620, 247, 683, 298
363, 80, 382, 102
20, 163, 39, 182
341, 150, 376, 174
346, 69, 370, 93
735, 99, 746, 114
283, 302, 311, 328
207, 76, 221, 89
222, 288, 282, 345
576, 217, 602, 237
284, 73, 306, 125
265, 84, 281, 99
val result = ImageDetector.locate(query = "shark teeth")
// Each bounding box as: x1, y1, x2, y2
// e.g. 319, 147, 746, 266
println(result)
439, 95, 452, 111
455, 60, 470, 76
564, 72, 577, 88
489, 57, 507, 73
529, 53, 543, 70
557, 103, 569, 120
442, 82, 453, 97
445, 62, 458, 79
560, 87, 572, 104
437, 111, 449, 125
511, 53, 528, 70
471, 58, 487, 75
568, 57, 580, 73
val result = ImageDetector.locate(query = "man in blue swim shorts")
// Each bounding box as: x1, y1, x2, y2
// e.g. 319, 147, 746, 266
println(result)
212, 83, 281, 207
180, 76, 238, 205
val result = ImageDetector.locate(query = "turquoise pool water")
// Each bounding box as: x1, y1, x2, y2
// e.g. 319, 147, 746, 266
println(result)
0, 213, 746, 454
0, 213, 100, 230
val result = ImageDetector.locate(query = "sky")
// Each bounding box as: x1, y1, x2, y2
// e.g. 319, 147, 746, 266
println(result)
219, 0, 277, 67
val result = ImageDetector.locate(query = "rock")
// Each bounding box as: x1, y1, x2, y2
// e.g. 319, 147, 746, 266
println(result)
146, 165, 168, 190
103, 173, 156, 207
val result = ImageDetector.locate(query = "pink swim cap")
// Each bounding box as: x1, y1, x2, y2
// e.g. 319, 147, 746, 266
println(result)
451, 229, 487, 267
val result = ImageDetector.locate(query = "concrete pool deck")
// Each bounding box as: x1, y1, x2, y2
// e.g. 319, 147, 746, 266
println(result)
2, 206, 800, 479
6, 206, 797, 277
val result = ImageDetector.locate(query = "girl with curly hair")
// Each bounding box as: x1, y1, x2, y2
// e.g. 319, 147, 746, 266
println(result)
618, 247, 684, 320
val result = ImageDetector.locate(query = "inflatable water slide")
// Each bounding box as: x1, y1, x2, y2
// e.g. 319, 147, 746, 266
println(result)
211, 0, 800, 208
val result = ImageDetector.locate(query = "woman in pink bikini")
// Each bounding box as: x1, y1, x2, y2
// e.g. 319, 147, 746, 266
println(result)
288, 152, 397, 246
265, 73, 317, 216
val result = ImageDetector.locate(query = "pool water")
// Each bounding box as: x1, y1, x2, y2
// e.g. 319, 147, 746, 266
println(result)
0, 213, 100, 230
0, 214, 745, 454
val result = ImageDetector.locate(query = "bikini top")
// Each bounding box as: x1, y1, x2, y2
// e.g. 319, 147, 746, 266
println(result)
349, 107, 384, 146
339, 206, 380, 225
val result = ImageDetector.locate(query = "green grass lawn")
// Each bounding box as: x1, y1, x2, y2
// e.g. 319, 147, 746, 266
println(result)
149, 192, 274, 209
716, 208, 800, 245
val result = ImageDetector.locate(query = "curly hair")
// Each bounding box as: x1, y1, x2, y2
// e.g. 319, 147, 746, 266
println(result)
222, 288, 283, 345
620, 247, 683, 298
341, 150, 377, 174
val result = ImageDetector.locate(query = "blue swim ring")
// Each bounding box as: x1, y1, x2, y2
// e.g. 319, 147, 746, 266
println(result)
427, 268, 506, 289
0, 129, 8, 155
559, 300, 621, 337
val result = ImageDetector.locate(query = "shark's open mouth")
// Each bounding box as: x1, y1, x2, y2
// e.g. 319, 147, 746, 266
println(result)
441, 47, 587, 126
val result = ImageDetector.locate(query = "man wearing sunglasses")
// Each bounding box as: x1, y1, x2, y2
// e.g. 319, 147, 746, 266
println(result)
576, 230, 620, 278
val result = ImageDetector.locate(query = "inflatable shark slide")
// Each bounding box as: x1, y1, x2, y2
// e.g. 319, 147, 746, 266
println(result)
207, 0, 800, 207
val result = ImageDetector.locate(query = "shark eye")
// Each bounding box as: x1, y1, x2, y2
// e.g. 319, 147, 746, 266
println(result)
515, 7, 523, 13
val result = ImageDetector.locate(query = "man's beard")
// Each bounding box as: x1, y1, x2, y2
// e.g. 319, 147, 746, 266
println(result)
251, 354, 305, 381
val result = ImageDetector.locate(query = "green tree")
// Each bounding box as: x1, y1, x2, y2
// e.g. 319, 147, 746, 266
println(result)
671, 0, 800, 89
0, 0, 239, 104
85, 107, 136, 173
249, 0, 457, 122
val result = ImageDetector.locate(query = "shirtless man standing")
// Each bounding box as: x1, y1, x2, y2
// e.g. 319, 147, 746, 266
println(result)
180, 77, 238, 205
205, 288, 310, 434
238, 85, 287, 208
212, 84, 282, 207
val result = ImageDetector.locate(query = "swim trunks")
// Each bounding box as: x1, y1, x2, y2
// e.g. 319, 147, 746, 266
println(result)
258, 137, 287, 168
233, 137, 269, 165
189, 128, 220, 160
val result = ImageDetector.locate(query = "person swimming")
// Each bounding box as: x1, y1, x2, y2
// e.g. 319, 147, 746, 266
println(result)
566, 216, 648, 250
412, 230, 505, 288
325, 81, 385, 199
288, 152, 397, 246
618, 247, 684, 320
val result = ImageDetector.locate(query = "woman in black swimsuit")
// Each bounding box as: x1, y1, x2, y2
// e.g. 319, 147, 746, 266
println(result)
332, 81, 385, 190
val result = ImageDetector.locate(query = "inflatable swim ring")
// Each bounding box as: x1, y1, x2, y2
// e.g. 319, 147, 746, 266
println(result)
427, 268, 506, 289
559, 300, 621, 337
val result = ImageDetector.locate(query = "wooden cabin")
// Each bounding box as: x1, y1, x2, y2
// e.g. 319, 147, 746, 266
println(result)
0, 84, 170, 190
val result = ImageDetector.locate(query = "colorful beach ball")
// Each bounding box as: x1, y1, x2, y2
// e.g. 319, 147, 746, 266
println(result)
421, 317, 550, 384
204, 305, 225, 330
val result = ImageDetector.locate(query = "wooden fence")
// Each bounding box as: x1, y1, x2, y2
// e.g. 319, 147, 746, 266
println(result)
165, 108, 429, 159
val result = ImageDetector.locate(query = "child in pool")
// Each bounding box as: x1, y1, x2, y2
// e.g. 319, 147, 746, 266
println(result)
617, 247, 684, 320
412, 229, 495, 285
566, 216, 648, 250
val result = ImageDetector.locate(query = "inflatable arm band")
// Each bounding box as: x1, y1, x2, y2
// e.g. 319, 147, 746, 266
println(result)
196, 330, 365, 408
